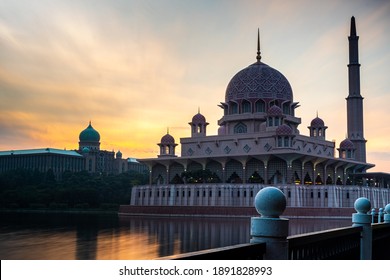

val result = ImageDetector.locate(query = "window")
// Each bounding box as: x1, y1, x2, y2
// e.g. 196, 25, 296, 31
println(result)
242, 100, 251, 113
255, 100, 265, 112
284, 136, 289, 147
234, 123, 247, 134
278, 136, 283, 147
283, 103, 290, 114
230, 103, 238, 114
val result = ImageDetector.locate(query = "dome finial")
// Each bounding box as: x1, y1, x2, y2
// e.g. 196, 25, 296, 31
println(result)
256, 28, 262, 62
167, 127, 169, 134
198, 106, 200, 114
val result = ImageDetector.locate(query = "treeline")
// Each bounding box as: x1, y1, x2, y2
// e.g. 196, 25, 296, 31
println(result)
0, 169, 148, 211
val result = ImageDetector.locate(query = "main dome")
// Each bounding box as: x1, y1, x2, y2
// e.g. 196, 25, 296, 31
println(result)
225, 61, 293, 103
79, 122, 100, 142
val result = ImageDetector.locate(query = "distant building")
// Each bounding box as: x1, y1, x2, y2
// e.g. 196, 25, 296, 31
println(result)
0, 122, 148, 178
0, 148, 84, 178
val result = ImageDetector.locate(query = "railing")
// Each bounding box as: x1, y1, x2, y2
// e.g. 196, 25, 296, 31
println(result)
287, 226, 361, 260
157, 242, 266, 260
372, 222, 390, 260
159, 187, 390, 260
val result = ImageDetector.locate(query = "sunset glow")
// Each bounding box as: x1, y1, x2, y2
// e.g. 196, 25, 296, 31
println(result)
0, 0, 389, 172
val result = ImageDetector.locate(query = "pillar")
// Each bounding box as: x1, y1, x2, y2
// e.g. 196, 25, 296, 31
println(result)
250, 187, 289, 260
352, 197, 372, 260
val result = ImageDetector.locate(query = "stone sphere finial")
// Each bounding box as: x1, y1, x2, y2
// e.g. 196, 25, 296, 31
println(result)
254, 187, 286, 218
385, 203, 390, 214
354, 197, 371, 214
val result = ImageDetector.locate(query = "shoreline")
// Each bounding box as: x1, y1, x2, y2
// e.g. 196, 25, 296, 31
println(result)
118, 205, 355, 219
0, 208, 118, 215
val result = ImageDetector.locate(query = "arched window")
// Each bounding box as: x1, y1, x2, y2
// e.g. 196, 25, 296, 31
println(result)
278, 136, 283, 147
282, 103, 290, 114
242, 100, 251, 113
284, 136, 289, 147
230, 102, 238, 114
255, 100, 265, 112
234, 122, 247, 134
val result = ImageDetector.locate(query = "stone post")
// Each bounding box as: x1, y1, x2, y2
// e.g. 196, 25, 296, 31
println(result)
384, 204, 390, 223
378, 208, 384, 223
250, 187, 289, 260
352, 197, 372, 260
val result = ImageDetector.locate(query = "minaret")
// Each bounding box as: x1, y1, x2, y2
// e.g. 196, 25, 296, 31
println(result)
346, 16, 366, 162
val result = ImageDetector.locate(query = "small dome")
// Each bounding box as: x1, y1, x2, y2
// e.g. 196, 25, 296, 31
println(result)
192, 112, 206, 124
276, 124, 293, 135
340, 138, 355, 150
268, 105, 283, 116
116, 150, 122, 158
79, 122, 100, 142
225, 62, 293, 103
82, 147, 90, 154
310, 117, 325, 128
161, 133, 175, 145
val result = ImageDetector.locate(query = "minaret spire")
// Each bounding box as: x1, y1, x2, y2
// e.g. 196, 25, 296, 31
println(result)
256, 28, 262, 62
346, 16, 366, 163
350, 16, 357, 37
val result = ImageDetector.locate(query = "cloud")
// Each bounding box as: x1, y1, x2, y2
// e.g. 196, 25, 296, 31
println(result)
0, 0, 389, 171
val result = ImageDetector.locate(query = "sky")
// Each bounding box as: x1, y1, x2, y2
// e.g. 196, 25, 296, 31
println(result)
0, 0, 389, 172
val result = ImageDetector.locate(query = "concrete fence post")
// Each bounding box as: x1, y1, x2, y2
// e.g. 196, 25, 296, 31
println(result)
384, 204, 390, 223
250, 187, 289, 260
378, 208, 384, 223
352, 197, 372, 260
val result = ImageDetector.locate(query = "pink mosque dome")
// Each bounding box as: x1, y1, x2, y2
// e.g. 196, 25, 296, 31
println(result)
340, 138, 355, 150
276, 124, 293, 135
160, 133, 175, 145
191, 112, 207, 124
225, 61, 293, 103
310, 116, 325, 128
267, 105, 283, 116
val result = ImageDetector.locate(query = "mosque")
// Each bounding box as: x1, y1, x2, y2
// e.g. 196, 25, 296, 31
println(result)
129, 17, 390, 210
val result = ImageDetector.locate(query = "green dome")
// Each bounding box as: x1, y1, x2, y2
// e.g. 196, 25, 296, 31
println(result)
79, 122, 100, 142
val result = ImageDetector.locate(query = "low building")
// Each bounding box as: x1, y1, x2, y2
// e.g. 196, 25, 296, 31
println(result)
0, 148, 84, 178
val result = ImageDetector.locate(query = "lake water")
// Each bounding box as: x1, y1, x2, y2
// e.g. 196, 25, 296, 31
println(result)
0, 211, 351, 260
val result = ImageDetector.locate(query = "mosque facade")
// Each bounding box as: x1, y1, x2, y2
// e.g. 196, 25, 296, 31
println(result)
139, 17, 372, 187
131, 17, 390, 209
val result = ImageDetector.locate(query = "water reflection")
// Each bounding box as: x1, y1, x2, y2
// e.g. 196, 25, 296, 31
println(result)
0, 212, 351, 260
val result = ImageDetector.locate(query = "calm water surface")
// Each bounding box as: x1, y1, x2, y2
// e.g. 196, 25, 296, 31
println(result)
0, 212, 351, 260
